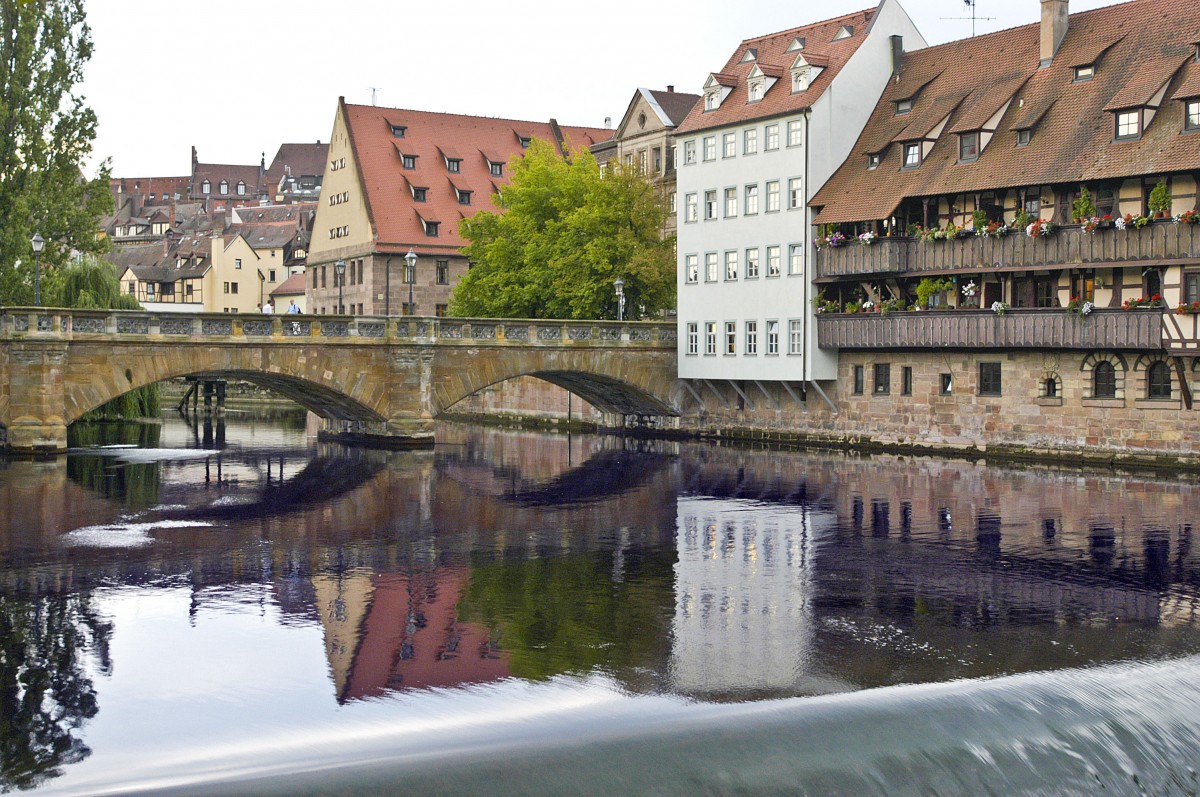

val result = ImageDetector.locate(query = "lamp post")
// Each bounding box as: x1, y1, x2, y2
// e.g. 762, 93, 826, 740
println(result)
405, 248, 417, 316
335, 259, 346, 314
614, 277, 625, 322
31, 233, 44, 306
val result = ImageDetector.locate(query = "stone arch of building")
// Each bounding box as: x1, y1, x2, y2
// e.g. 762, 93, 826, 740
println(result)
1080, 351, 1128, 373
1132, 353, 1171, 373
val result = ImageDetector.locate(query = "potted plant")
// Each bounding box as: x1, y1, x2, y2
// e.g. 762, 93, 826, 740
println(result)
1072, 187, 1097, 223
916, 277, 954, 309
1065, 296, 1094, 317
972, 209, 988, 234
1148, 180, 1171, 219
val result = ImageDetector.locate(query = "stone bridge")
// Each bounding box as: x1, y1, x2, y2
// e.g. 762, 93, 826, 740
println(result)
0, 308, 683, 452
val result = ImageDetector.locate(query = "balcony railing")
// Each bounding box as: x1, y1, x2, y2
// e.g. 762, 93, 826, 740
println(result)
816, 307, 1165, 350
814, 221, 1200, 280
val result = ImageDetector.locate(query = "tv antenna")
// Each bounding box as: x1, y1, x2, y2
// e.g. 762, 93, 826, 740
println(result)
941, 0, 994, 36
369, 86, 383, 106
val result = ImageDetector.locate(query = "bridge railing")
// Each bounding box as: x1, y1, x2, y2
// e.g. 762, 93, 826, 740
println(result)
0, 308, 678, 346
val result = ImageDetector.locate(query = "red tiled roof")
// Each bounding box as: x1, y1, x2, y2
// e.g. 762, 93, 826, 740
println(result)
676, 7, 877, 135
270, 273, 307, 297
812, 0, 1200, 224
646, 89, 703, 127
342, 102, 611, 253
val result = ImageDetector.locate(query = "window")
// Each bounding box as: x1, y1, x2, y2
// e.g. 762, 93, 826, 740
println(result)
745, 321, 758, 354
1093, 361, 1117, 398
391, 125, 406, 138
789, 320, 803, 354
446, 158, 461, 173
653, 148, 662, 173
412, 187, 427, 202
749, 81, 764, 102
670, 193, 676, 215
223, 281, 229, 295
1185, 271, 1200, 304
724, 187, 737, 217
1145, 268, 1162, 300
895, 98, 913, 115
705, 92, 719, 111
269, 269, 276, 282
744, 184, 759, 215
766, 180, 780, 212
765, 124, 779, 150
127, 280, 135, 295
457, 189, 471, 205
940, 373, 953, 394
703, 136, 716, 161
705, 322, 718, 355
725, 250, 738, 280
745, 247, 759, 278
436, 260, 449, 285
705, 252, 718, 282
873, 363, 891, 394
723, 132, 736, 157
489, 161, 503, 177
1073, 64, 1094, 82
1186, 100, 1200, 132
788, 177, 803, 209
1116, 110, 1141, 139
424, 220, 439, 237
638, 150, 647, 173
724, 321, 737, 354
236, 181, 246, 196
902, 366, 913, 396
766, 245, 781, 277
787, 119, 803, 147
903, 142, 921, 168
684, 140, 696, 164
201, 180, 211, 194
979, 362, 1002, 396
704, 190, 717, 220
1044, 377, 1058, 398
235, 258, 242, 270
687, 323, 699, 355
686, 254, 699, 283
744, 128, 758, 154
230, 283, 238, 294
852, 365, 864, 394
788, 243, 803, 275
1148, 361, 1172, 399
959, 132, 979, 161
867, 153, 880, 169
685, 193, 698, 222
219, 180, 228, 195
766, 321, 779, 354
1016, 129, 1032, 147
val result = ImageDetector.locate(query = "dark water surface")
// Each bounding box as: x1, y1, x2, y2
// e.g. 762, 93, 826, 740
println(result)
4, 414, 1200, 795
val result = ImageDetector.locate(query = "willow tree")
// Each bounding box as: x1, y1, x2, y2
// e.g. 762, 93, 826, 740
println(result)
451, 140, 675, 320
0, 0, 111, 305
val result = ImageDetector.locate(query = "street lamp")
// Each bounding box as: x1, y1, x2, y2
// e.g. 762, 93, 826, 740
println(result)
335, 259, 346, 314
31, 233, 44, 306
405, 248, 417, 316
614, 277, 625, 322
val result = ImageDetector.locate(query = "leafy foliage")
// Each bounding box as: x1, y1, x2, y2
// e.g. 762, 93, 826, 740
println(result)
451, 141, 674, 320
0, 0, 111, 305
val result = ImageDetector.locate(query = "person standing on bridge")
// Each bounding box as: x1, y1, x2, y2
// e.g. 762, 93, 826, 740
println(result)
262, 299, 274, 314
287, 300, 301, 314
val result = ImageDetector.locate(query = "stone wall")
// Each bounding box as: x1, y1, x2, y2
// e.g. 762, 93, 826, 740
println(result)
445, 376, 603, 425
677, 349, 1200, 467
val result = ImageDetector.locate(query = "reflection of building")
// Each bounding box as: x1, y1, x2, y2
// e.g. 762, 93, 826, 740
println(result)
313, 567, 508, 702
671, 498, 828, 696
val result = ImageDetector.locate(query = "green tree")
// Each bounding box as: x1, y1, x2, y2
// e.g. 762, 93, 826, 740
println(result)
0, 0, 112, 306
451, 140, 675, 320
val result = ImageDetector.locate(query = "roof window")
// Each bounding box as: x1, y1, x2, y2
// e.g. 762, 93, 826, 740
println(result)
902, 142, 921, 169
740, 48, 757, 63
1016, 128, 1032, 147
786, 37, 806, 52
1073, 64, 1094, 82
1115, 109, 1142, 140
895, 98, 913, 115
390, 125, 406, 138
867, 153, 880, 169
958, 132, 980, 162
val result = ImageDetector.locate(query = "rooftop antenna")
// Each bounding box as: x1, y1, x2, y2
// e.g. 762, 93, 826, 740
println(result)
369, 87, 382, 106
941, 0, 994, 37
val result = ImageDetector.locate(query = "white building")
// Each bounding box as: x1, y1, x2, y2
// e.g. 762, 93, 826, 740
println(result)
674, 1, 925, 407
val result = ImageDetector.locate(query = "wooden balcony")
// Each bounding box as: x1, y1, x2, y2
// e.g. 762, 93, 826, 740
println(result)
814, 221, 1200, 280
816, 308, 1165, 351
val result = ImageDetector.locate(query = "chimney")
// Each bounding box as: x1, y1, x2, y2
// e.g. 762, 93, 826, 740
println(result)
667, 85, 675, 93
889, 35, 904, 77
1040, 0, 1068, 67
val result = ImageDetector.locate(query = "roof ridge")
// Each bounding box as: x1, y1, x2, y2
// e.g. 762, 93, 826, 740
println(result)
344, 103, 607, 132
742, 6, 875, 45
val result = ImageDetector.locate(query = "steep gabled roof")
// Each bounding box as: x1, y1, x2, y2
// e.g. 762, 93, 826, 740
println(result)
341, 103, 611, 253
812, 0, 1200, 224
676, 6, 878, 135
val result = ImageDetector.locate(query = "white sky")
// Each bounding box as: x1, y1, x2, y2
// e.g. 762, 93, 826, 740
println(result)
80, 0, 1124, 177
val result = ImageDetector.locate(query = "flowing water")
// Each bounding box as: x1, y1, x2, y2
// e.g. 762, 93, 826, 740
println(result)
3, 413, 1200, 795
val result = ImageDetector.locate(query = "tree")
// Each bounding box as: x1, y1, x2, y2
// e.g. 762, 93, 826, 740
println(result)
451, 140, 675, 320
0, 0, 111, 306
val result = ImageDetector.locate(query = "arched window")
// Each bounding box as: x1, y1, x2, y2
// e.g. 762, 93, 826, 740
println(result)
201, 180, 211, 194
1148, 361, 1172, 399
1044, 377, 1058, 397
236, 181, 246, 196
219, 180, 229, 195
1093, 361, 1116, 398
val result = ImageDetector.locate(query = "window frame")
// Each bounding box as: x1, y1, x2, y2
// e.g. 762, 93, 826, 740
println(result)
902, 142, 921, 169
686, 322, 699, 355
958, 131, 980, 162
764, 124, 780, 151
852, 364, 865, 395
1073, 64, 1095, 82
724, 250, 738, 281
744, 183, 759, 215
744, 320, 758, 355
901, 366, 913, 396
765, 180, 780, 212
1093, 361, 1117, 398
766, 320, 780, 355
766, 245, 781, 277
1186, 99, 1200, 132
1115, 109, 1142, 140
745, 247, 760, 279
873, 363, 891, 395
685, 254, 699, 284
978, 362, 1002, 396
722, 132, 736, 158
1147, 361, 1173, 399
724, 321, 737, 355
703, 136, 716, 161
744, 128, 758, 154
685, 192, 698, 223
788, 319, 803, 355
705, 322, 718, 355
787, 119, 803, 147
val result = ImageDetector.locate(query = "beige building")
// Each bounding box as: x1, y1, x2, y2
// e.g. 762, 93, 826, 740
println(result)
306, 98, 611, 317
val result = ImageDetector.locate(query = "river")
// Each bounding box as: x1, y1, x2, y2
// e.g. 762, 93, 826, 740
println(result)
3, 413, 1200, 795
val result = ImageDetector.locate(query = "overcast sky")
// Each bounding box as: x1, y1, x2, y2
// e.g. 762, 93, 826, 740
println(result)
80, 0, 1124, 177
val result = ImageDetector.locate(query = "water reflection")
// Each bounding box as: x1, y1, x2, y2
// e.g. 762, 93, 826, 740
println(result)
5, 421, 1200, 793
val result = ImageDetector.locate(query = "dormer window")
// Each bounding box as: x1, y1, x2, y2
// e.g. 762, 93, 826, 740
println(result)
834, 25, 854, 41
1016, 128, 1032, 146
867, 153, 880, 169
457, 188, 472, 205
390, 125, 406, 138
749, 81, 764, 102
1186, 100, 1200, 131
740, 47, 757, 63
402, 154, 416, 169
236, 181, 246, 196
792, 68, 810, 93
423, 220, 439, 237
1115, 109, 1142, 140
219, 180, 228, 195
1073, 64, 1095, 82
895, 98, 913, 115
705, 92, 719, 111
786, 37, 806, 52
958, 132, 980, 162
902, 142, 921, 168
412, 186, 427, 202
489, 161, 503, 177
446, 158, 461, 173
518, 136, 531, 148
201, 180, 211, 194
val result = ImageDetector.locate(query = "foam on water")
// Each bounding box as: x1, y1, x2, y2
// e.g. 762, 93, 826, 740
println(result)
61, 519, 216, 548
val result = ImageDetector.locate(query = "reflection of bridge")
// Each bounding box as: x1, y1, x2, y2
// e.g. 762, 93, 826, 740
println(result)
0, 308, 681, 452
